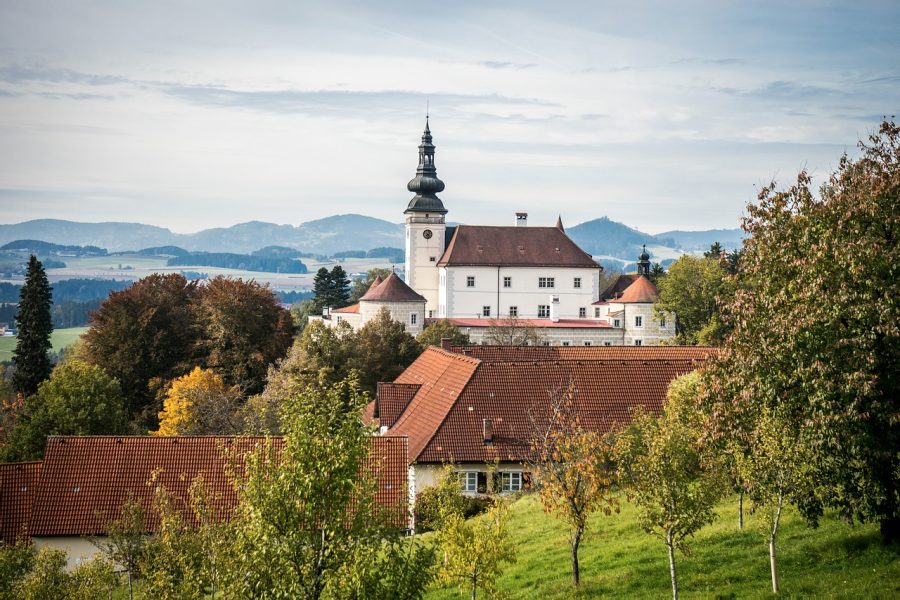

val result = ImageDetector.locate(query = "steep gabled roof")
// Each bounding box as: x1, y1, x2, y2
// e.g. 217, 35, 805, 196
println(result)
616, 275, 659, 303
384, 345, 713, 463
28, 435, 409, 536
0, 461, 41, 543
385, 347, 481, 461
437, 225, 598, 268
360, 272, 426, 303
600, 274, 639, 300
374, 383, 422, 429
333, 303, 360, 314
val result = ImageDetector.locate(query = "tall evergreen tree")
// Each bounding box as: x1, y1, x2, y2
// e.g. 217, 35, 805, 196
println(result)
328, 265, 351, 308
12, 256, 53, 397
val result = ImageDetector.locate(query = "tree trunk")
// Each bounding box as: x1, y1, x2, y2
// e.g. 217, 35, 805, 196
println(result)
666, 529, 678, 600
572, 526, 583, 586
128, 571, 133, 600
471, 571, 477, 600
770, 491, 784, 594
738, 490, 744, 530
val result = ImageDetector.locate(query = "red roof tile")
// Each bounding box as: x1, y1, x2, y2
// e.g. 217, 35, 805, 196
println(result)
437, 225, 599, 268
376, 383, 422, 429
438, 318, 611, 329
0, 462, 41, 543
600, 274, 639, 300
616, 275, 659, 303
360, 272, 426, 303
28, 435, 409, 536
384, 345, 713, 463
333, 303, 360, 314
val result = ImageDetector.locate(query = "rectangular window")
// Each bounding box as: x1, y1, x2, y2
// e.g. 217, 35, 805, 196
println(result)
509, 306, 518, 317
482, 306, 491, 317
410, 313, 417, 325
594, 307, 601, 318
460, 471, 478, 493
429, 256, 436, 262
579, 307, 587, 318
500, 472, 522, 492
574, 277, 581, 289
503, 276, 511, 288
335, 316, 343, 324
541, 341, 551, 346
538, 277, 555, 288
428, 310, 433, 318
584, 341, 592, 346
614, 319, 621, 328
660, 316, 666, 327
538, 304, 550, 318
635, 339, 642, 346
604, 342, 612, 346
635, 316, 643, 327
561, 341, 570, 346
467, 276, 475, 287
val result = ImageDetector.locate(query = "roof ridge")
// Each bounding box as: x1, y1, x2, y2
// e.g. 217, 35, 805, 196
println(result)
429, 345, 483, 366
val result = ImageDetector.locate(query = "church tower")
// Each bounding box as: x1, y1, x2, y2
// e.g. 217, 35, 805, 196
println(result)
637, 244, 651, 276
404, 117, 446, 317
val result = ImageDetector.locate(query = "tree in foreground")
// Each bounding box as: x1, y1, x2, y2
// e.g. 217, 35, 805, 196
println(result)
10, 546, 117, 599
417, 318, 470, 348
653, 255, 731, 345
349, 307, 422, 395
1, 359, 127, 461
528, 382, 618, 586
703, 119, 900, 542
222, 375, 433, 599
616, 372, 723, 600
154, 367, 243, 436
93, 495, 147, 600
12, 255, 53, 397
436, 486, 516, 600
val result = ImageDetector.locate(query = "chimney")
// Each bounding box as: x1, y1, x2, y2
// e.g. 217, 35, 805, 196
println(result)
440, 337, 453, 351
515, 212, 528, 227
323, 306, 330, 318
550, 295, 560, 323
483, 418, 493, 445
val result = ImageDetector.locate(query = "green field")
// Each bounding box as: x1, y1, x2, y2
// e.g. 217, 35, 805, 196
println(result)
423, 494, 899, 599
0, 327, 88, 362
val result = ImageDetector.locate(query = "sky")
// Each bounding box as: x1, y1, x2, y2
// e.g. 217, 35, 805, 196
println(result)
0, 1, 897, 234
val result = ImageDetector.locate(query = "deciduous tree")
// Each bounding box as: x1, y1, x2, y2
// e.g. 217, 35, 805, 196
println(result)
527, 383, 617, 586
654, 255, 731, 345
350, 307, 422, 395
485, 315, 544, 346
154, 367, 243, 436
348, 268, 392, 304
417, 319, 470, 348
12, 256, 53, 397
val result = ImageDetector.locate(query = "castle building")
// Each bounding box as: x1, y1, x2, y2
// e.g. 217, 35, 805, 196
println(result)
317, 119, 674, 346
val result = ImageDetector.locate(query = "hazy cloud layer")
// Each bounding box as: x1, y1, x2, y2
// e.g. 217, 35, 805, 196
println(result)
0, 0, 897, 233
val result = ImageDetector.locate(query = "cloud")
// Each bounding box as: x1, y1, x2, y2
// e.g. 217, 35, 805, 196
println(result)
0, 64, 128, 86
479, 61, 537, 70
162, 86, 558, 116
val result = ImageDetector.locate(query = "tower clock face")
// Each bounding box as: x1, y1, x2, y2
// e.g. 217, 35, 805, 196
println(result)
423, 229, 433, 239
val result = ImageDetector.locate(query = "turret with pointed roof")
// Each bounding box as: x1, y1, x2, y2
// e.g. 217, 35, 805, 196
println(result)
637, 244, 651, 276
405, 117, 447, 215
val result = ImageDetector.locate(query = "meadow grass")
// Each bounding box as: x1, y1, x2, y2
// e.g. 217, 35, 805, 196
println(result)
0, 326, 88, 362
423, 494, 899, 599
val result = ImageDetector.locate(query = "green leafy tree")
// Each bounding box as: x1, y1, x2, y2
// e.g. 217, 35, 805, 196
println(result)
1, 360, 127, 461
739, 408, 812, 594
93, 496, 147, 600
704, 120, 900, 542
10, 546, 116, 600
222, 375, 424, 599
0, 540, 35, 598
417, 319, 470, 348
616, 372, 724, 600
436, 496, 516, 600
528, 383, 618, 586
348, 268, 392, 304
648, 262, 666, 285
192, 276, 295, 395
654, 255, 731, 345
83, 273, 198, 426
12, 256, 53, 397
349, 307, 422, 395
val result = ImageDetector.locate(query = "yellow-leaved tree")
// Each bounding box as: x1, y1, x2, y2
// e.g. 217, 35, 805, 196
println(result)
154, 367, 243, 436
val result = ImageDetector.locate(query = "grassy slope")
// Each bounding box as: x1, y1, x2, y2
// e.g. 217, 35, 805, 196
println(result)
424, 494, 899, 599
0, 327, 87, 361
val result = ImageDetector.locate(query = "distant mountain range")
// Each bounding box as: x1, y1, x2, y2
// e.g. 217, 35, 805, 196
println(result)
0, 215, 742, 259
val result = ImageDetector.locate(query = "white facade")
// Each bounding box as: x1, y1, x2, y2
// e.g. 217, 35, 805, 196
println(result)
405, 214, 445, 318
359, 300, 424, 336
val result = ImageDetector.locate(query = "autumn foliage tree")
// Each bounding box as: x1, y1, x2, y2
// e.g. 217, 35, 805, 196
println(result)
528, 383, 618, 586
154, 367, 243, 436
703, 119, 900, 542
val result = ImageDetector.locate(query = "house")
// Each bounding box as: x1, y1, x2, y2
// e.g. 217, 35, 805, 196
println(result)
2, 435, 408, 568
318, 118, 674, 346
366, 344, 712, 525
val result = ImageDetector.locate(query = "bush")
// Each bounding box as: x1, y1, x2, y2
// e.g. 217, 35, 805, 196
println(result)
415, 485, 494, 533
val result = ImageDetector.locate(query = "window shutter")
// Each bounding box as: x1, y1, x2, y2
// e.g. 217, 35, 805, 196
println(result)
522, 472, 533, 490
477, 472, 488, 494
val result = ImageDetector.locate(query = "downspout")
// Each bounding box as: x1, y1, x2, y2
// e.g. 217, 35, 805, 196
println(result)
497, 266, 501, 317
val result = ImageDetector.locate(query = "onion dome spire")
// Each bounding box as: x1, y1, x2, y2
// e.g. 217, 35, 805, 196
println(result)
405, 116, 447, 214
637, 244, 651, 276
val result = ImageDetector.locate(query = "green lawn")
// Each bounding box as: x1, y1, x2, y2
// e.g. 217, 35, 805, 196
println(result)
423, 494, 899, 599
0, 327, 88, 362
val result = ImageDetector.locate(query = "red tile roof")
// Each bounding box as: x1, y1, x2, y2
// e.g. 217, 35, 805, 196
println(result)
360, 272, 426, 303
0, 462, 41, 543
616, 275, 659, 303
600, 274, 639, 300
375, 383, 422, 429
27, 435, 409, 536
437, 225, 599, 268
333, 303, 360, 314
384, 346, 713, 463
437, 318, 611, 329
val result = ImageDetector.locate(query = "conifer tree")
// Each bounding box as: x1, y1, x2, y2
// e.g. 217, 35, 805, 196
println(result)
12, 255, 53, 397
